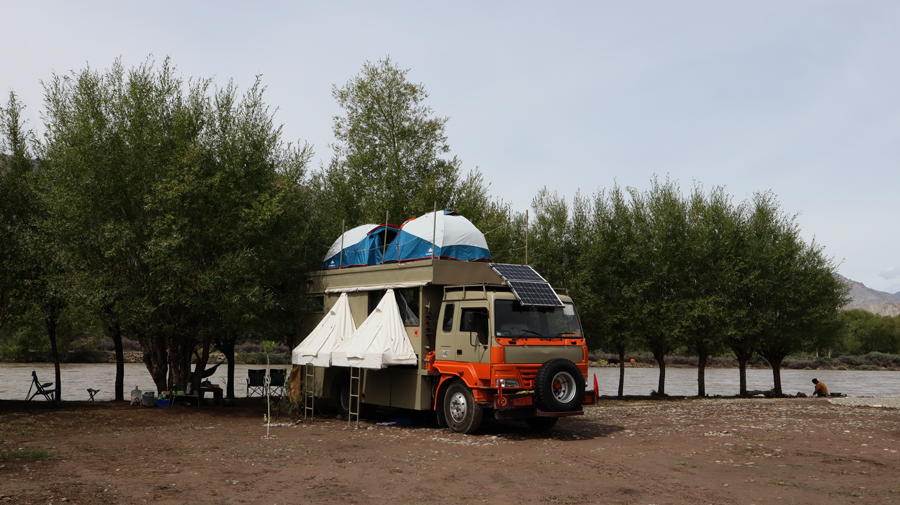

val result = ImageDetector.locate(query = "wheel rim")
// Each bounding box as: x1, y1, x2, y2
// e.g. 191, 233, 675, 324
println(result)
551, 371, 577, 403
339, 383, 350, 412
448, 391, 468, 423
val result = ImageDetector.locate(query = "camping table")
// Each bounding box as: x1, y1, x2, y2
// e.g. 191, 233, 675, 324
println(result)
199, 386, 224, 406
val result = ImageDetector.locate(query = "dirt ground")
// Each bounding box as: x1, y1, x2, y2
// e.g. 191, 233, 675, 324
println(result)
1, 397, 898, 505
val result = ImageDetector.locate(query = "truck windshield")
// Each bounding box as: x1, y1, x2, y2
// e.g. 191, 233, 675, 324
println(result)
493, 299, 582, 338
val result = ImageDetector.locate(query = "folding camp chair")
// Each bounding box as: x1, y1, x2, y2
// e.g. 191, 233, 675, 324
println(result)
269, 369, 287, 397
27, 371, 57, 402
86, 388, 100, 401
246, 369, 266, 397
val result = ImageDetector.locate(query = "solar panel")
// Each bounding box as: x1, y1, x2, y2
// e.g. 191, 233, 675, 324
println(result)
489, 263, 563, 307
507, 281, 564, 307
489, 263, 547, 282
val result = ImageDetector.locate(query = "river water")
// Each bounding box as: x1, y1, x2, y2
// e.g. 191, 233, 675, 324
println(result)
2, 363, 898, 401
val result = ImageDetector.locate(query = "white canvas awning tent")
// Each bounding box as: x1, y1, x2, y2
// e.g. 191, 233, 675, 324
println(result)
291, 293, 357, 367
331, 289, 418, 369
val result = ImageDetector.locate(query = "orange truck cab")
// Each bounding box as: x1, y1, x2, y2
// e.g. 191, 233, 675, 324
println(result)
297, 259, 595, 433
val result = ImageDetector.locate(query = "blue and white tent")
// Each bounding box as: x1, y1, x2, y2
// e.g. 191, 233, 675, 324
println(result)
384, 211, 492, 263
322, 224, 399, 269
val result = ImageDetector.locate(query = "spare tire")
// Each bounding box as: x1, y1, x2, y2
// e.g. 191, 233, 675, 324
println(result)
534, 358, 584, 412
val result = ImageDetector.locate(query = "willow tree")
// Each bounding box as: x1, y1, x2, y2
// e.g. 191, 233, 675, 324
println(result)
313, 56, 515, 250
578, 185, 639, 397
0, 92, 35, 331
42, 57, 316, 395
681, 186, 740, 396
742, 193, 848, 395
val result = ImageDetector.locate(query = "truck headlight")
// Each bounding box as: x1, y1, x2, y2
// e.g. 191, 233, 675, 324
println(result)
496, 379, 520, 388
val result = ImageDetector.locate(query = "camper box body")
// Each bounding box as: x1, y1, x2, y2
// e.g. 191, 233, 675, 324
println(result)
298, 259, 593, 432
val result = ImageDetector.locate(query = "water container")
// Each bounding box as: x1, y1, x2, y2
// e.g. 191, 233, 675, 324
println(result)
142, 391, 156, 407
131, 386, 142, 405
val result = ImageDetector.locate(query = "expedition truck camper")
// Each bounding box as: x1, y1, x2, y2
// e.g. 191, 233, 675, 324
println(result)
294, 259, 596, 433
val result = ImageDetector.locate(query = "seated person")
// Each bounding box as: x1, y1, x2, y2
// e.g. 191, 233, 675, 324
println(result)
811, 378, 829, 397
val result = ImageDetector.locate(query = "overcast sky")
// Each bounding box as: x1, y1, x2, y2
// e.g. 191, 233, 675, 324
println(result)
3, 1, 898, 293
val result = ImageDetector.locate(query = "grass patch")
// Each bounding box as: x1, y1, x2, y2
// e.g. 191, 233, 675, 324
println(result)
677, 461, 698, 468
0, 448, 56, 461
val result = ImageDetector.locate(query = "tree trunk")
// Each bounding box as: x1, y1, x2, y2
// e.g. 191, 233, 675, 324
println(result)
140, 335, 168, 393
652, 349, 666, 396
697, 350, 708, 397
217, 339, 237, 399
191, 335, 213, 398
762, 355, 785, 396
731, 346, 753, 396
45, 310, 61, 402
617, 347, 626, 399
111, 323, 125, 401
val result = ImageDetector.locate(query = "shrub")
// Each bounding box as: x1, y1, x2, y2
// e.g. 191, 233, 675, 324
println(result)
862, 352, 900, 368
97, 336, 141, 352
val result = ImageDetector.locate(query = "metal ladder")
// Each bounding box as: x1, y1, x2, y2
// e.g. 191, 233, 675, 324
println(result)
348, 367, 362, 428
303, 365, 315, 421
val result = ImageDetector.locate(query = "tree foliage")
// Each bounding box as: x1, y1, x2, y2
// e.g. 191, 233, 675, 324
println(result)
574, 178, 848, 396
40, 57, 317, 396
312, 56, 520, 258
0, 92, 37, 330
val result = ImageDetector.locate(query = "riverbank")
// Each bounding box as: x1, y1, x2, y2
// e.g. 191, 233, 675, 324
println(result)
6, 350, 900, 372
2, 397, 898, 504
0, 350, 292, 365
590, 351, 900, 371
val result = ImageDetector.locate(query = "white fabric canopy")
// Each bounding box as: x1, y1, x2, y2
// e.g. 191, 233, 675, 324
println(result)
331, 289, 418, 369
291, 293, 357, 367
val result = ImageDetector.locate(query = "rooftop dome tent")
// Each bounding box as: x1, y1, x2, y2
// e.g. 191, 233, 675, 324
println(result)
344, 223, 399, 267
331, 289, 418, 369
322, 224, 378, 270
383, 210, 492, 263
322, 224, 401, 269
291, 293, 357, 366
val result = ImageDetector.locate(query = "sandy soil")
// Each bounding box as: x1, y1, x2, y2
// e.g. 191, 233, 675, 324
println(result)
1, 397, 898, 504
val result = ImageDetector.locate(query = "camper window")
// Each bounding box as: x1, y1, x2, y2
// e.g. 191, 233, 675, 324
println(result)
442, 304, 455, 332
395, 288, 420, 326
460, 308, 489, 346
367, 288, 420, 326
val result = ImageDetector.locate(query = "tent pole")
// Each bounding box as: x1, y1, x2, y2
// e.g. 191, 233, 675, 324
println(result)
382, 211, 388, 264
432, 202, 437, 259
525, 210, 529, 265
339, 220, 345, 268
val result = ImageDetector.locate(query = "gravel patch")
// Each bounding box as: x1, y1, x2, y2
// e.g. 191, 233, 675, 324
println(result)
829, 396, 900, 409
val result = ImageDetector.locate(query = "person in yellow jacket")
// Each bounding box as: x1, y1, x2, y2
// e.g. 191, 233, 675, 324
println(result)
812, 378, 829, 397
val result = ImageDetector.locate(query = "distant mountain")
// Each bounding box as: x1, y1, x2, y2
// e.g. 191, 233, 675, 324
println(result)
838, 275, 900, 316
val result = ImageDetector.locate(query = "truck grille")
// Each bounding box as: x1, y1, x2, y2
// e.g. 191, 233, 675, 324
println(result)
518, 366, 539, 388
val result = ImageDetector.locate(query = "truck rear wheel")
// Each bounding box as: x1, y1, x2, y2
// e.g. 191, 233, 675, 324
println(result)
534, 358, 584, 412
443, 381, 482, 434
524, 416, 558, 431
330, 374, 350, 418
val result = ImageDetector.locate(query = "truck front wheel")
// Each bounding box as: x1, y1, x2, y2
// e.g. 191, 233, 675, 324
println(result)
443, 381, 482, 434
